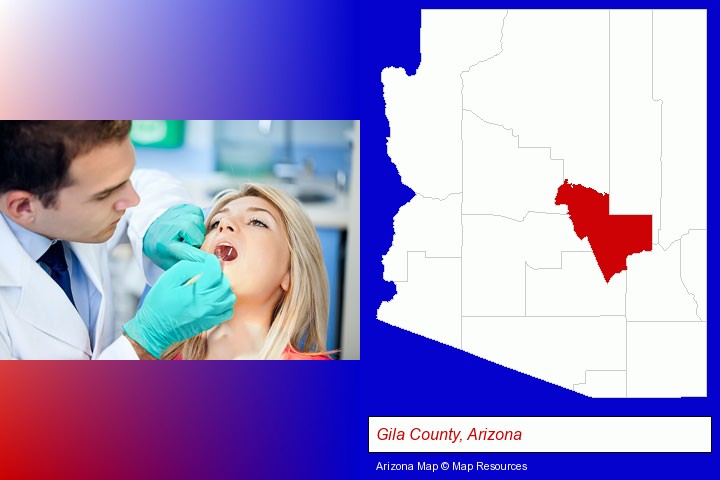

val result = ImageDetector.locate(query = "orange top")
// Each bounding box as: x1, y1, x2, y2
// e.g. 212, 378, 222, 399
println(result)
281, 345, 332, 360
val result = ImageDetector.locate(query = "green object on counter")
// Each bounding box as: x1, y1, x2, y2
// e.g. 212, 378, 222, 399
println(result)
131, 120, 185, 148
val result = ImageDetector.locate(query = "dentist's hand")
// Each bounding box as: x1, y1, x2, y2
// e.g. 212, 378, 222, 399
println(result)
123, 254, 235, 359
143, 204, 207, 270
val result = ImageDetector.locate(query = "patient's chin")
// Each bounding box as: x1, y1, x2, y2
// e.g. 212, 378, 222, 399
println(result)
223, 272, 240, 294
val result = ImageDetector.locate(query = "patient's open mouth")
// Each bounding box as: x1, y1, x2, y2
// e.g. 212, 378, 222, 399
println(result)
214, 244, 238, 262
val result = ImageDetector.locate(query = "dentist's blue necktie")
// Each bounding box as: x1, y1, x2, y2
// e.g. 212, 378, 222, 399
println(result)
39, 241, 76, 307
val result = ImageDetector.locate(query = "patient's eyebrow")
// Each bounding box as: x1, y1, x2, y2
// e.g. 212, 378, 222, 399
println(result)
247, 206, 277, 223
208, 207, 229, 224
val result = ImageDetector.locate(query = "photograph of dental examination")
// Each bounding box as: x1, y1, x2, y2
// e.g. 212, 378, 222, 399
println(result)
0, 120, 359, 360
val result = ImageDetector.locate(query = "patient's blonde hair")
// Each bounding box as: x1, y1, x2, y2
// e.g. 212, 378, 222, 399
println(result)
161, 184, 330, 360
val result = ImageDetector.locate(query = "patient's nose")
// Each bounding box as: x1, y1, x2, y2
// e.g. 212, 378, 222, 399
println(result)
218, 217, 235, 233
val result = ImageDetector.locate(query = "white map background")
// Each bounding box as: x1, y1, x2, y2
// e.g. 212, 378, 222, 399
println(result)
378, 10, 706, 398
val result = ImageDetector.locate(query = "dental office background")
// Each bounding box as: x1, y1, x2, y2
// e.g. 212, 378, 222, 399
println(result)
111, 120, 359, 359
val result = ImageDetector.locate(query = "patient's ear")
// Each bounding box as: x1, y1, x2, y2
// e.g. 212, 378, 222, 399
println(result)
2, 190, 37, 226
281, 271, 290, 292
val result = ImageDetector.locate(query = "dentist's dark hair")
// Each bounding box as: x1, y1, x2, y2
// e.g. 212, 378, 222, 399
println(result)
0, 121, 132, 207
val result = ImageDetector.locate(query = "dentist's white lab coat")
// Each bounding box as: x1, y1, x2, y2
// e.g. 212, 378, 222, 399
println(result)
0, 169, 191, 360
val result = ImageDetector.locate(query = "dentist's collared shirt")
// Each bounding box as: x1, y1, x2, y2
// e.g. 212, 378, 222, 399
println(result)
1, 213, 100, 347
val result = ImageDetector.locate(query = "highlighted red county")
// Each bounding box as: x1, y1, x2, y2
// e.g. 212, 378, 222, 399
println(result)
555, 179, 652, 283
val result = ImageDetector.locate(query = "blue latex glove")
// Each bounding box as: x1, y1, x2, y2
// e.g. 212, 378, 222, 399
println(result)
143, 204, 207, 271
123, 254, 235, 358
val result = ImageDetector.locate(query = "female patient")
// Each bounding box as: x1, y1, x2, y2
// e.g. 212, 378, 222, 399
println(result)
162, 184, 332, 360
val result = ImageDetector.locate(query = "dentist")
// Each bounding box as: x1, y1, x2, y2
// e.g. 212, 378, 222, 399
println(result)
0, 121, 235, 359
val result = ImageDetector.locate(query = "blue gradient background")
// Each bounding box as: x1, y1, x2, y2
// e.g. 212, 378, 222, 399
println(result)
0, 1, 716, 479
0, 0, 359, 118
